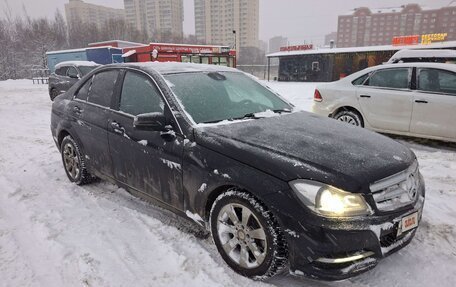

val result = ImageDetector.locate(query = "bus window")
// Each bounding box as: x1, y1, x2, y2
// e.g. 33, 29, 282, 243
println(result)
181, 56, 190, 63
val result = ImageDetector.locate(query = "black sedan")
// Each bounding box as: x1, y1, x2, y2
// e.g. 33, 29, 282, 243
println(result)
50, 62, 425, 281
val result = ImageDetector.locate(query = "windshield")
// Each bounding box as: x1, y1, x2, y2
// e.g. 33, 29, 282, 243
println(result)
164, 72, 292, 124
78, 66, 98, 76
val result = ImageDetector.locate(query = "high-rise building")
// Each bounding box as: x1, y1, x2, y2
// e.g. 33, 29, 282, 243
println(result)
337, 3, 456, 48
194, 0, 259, 50
65, 0, 125, 28
124, 0, 184, 42
268, 36, 288, 53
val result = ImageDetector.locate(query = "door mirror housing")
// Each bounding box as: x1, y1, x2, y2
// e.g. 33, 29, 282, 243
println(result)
133, 112, 168, 131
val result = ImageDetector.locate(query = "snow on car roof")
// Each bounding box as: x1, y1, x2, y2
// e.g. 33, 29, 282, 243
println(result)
387, 49, 456, 63
267, 41, 456, 58
55, 61, 100, 69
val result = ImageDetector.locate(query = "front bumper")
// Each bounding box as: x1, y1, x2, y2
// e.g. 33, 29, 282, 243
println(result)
285, 184, 425, 281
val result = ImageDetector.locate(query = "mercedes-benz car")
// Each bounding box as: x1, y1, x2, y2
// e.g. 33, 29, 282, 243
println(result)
313, 62, 456, 143
51, 62, 425, 280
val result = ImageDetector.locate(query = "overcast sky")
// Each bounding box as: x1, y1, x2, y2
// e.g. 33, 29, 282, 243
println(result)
2, 0, 452, 45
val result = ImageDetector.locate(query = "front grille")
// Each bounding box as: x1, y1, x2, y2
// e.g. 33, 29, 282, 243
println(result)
370, 161, 420, 212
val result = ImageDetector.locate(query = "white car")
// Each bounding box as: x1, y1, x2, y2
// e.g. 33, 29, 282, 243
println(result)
312, 63, 456, 143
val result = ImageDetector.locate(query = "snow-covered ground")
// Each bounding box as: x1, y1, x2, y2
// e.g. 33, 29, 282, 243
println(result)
0, 79, 455, 287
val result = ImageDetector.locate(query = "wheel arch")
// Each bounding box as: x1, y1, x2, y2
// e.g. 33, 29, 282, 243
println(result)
332, 106, 365, 127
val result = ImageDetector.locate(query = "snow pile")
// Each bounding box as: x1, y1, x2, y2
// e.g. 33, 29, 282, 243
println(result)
0, 79, 455, 287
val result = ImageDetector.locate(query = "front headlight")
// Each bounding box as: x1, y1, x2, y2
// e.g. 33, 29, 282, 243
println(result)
290, 180, 372, 217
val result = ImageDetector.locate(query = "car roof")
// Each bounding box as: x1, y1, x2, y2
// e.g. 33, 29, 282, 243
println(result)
55, 61, 100, 69
103, 62, 239, 75
342, 62, 456, 82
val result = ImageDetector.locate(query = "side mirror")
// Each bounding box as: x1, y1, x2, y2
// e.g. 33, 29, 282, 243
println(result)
133, 112, 168, 131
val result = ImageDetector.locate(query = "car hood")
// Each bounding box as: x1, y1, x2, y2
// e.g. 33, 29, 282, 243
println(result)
194, 112, 415, 194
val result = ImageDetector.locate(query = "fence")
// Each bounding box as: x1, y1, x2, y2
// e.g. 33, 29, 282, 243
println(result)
236, 65, 279, 81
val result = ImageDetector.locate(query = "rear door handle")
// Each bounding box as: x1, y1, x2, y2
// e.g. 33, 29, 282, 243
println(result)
111, 122, 125, 135
415, 100, 428, 104
360, 95, 371, 98
73, 106, 82, 114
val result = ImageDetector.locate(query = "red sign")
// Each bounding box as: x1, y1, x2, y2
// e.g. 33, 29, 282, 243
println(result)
392, 35, 421, 46
151, 44, 222, 54
280, 44, 314, 52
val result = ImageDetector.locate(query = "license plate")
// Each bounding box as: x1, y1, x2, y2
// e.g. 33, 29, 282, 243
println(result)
398, 212, 419, 236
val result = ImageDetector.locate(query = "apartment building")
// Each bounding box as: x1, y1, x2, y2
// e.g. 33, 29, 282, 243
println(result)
337, 3, 456, 47
124, 0, 184, 42
65, 0, 125, 28
194, 0, 259, 50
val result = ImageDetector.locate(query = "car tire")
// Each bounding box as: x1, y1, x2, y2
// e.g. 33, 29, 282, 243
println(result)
334, 109, 364, 127
50, 88, 59, 101
210, 188, 288, 279
61, 135, 94, 185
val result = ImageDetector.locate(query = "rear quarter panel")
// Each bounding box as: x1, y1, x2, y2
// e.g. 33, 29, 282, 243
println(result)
312, 81, 361, 117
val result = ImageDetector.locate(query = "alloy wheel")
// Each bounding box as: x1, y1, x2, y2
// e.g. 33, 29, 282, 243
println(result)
63, 142, 80, 180
216, 203, 268, 269
338, 115, 358, 125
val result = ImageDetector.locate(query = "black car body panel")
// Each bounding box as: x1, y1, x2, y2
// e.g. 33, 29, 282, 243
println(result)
194, 112, 414, 193
51, 62, 425, 280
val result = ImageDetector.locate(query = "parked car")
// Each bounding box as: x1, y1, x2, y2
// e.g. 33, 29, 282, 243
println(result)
313, 63, 456, 143
51, 62, 425, 280
48, 61, 100, 100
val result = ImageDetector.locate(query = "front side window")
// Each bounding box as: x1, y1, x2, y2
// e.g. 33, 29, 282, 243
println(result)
88, 70, 120, 107
56, 67, 68, 76
67, 66, 79, 78
365, 68, 410, 89
119, 72, 165, 116
418, 68, 456, 95
165, 72, 292, 124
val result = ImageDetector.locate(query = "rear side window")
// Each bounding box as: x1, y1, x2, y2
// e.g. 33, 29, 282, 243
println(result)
119, 72, 165, 116
365, 68, 410, 89
75, 77, 92, 101
88, 70, 120, 107
418, 68, 456, 95
352, 73, 369, 85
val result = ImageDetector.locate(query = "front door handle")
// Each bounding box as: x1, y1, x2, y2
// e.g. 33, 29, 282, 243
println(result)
415, 100, 428, 104
360, 95, 371, 98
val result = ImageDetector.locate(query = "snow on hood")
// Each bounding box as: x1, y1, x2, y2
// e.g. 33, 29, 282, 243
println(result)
195, 111, 415, 193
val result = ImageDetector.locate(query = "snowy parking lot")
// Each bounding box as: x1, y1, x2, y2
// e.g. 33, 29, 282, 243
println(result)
0, 79, 455, 287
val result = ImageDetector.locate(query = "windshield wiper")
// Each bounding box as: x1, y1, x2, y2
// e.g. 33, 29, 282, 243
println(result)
228, 113, 260, 121
272, 108, 292, 114
200, 114, 257, 124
